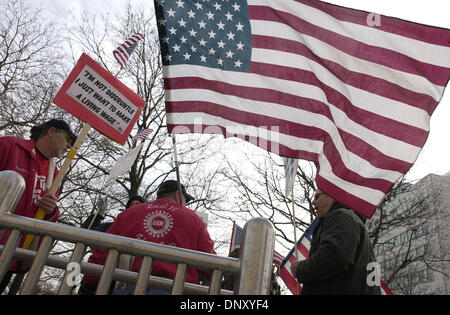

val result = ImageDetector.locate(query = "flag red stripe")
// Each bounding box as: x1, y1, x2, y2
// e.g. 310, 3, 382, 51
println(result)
251, 36, 438, 115
301, 0, 450, 47
249, 60, 430, 145
166, 75, 428, 148
249, 5, 450, 86
113, 51, 126, 68
316, 176, 378, 217
166, 101, 404, 193
165, 75, 417, 171
167, 121, 320, 161
280, 268, 299, 294
167, 99, 412, 175
297, 243, 309, 259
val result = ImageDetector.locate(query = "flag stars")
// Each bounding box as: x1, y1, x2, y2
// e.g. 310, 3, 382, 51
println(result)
189, 29, 197, 37
183, 52, 191, 60
187, 9, 196, 18
226, 50, 234, 58
158, 17, 166, 26
217, 21, 225, 30
208, 30, 217, 39
176, 0, 184, 8
225, 12, 233, 21
158, 0, 251, 72
172, 43, 181, 52
198, 20, 206, 29
167, 8, 176, 17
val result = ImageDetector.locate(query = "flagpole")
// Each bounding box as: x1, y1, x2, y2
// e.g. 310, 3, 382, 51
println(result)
171, 134, 183, 203
290, 182, 302, 295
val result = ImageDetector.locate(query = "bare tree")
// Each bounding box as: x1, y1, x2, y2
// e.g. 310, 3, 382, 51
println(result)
0, 0, 66, 135
216, 146, 317, 252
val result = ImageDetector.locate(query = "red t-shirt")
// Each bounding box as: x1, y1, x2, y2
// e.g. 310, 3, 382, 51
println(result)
83, 199, 216, 286
0, 137, 59, 246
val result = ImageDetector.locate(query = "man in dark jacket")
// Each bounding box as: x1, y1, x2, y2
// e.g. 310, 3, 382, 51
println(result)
290, 189, 381, 295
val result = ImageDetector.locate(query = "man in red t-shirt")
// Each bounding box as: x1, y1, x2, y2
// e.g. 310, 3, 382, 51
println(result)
81, 180, 216, 295
0, 119, 77, 293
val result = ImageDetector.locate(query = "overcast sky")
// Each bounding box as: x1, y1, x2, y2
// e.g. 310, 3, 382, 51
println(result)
32, 0, 450, 181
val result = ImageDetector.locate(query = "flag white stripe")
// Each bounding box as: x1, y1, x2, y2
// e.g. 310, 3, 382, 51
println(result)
168, 111, 324, 154
251, 20, 445, 100
255, 48, 432, 130
167, 52, 431, 131
250, 0, 450, 69
165, 69, 422, 163
167, 110, 404, 186
318, 153, 387, 206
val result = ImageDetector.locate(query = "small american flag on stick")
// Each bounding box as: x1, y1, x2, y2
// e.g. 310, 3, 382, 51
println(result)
132, 128, 153, 144
113, 33, 144, 68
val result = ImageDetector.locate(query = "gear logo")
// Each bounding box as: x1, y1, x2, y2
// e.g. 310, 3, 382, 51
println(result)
143, 211, 173, 238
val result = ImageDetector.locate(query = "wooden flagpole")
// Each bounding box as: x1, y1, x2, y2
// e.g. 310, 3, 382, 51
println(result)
171, 135, 183, 204
22, 123, 91, 249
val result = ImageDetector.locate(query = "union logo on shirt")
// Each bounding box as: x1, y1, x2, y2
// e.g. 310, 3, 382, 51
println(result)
143, 210, 174, 238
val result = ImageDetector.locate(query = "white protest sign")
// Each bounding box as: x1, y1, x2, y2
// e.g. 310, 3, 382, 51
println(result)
107, 143, 144, 183
54, 53, 145, 145
284, 158, 298, 197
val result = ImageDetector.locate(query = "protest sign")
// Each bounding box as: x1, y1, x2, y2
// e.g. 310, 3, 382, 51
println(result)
284, 158, 298, 197
53, 53, 145, 145
107, 143, 144, 184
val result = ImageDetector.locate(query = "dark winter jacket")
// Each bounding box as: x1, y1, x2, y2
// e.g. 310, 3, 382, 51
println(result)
295, 203, 381, 295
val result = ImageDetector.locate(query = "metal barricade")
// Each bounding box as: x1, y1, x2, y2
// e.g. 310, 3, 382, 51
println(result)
0, 170, 275, 295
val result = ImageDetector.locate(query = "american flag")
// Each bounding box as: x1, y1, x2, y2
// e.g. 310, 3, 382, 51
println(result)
154, 0, 450, 218
281, 218, 393, 295
113, 33, 144, 68
132, 128, 153, 144
279, 218, 318, 294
